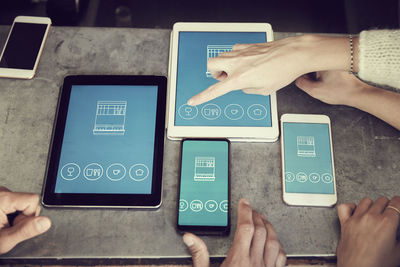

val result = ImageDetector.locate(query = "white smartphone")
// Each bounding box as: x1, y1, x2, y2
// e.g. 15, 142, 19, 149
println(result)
280, 114, 337, 207
0, 16, 51, 79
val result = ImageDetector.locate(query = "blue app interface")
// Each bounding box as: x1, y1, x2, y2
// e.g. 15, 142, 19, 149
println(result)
179, 140, 228, 226
175, 32, 272, 127
54, 85, 158, 194
283, 122, 334, 194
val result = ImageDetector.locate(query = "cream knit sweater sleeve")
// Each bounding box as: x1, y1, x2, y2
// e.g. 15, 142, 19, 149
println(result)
358, 29, 400, 90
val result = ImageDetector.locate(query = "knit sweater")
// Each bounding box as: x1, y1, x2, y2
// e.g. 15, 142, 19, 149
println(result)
358, 30, 400, 90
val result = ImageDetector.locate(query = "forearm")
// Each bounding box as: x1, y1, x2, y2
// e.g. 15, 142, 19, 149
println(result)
351, 87, 400, 130
306, 30, 400, 90
294, 34, 358, 74
308, 35, 358, 73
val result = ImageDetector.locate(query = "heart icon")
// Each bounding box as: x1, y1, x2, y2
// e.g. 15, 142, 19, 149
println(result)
113, 169, 121, 175
231, 109, 239, 115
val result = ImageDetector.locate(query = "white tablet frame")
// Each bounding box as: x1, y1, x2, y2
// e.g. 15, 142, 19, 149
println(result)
0, 16, 51, 79
167, 22, 278, 142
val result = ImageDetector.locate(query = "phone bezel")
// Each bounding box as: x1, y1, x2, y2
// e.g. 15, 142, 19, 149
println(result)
280, 114, 337, 207
0, 16, 51, 79
177, 138, 231, 235
166, 22, 279, 142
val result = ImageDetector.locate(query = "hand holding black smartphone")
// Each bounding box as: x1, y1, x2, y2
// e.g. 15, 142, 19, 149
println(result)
177, 139, 230, 235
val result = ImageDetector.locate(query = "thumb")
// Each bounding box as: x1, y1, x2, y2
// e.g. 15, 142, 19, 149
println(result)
183, 233, 210, 267
0, 216, 51, 254
337, 203, 356, 229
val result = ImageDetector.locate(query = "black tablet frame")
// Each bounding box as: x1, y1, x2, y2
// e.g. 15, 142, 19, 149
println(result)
42, 75, 166, 208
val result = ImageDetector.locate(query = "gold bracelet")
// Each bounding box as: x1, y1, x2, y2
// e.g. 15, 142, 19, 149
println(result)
349, 35, 354, 74
387, 205, 400, 216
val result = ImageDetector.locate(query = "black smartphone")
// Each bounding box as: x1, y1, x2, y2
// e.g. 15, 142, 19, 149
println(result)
177, 139, 230, 235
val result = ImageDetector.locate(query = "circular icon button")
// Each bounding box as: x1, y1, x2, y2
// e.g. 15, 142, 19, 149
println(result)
179, 199, 189, 212
190, 200, 203, 212
201, 104, 221, 120
321, 173, 333, 183
60, 163, 80, 181
309, 173, 320, 183
219, 200, 228, 213
224, 104, 244, 120
129, 164, 149, 181
83, 163, 103, 181
247, 104, 268, 120
285, 172, 295, 182
296, 172, 308, 183
178, 104, 198, 120
106, 163, 126, 181
205, 200, 218, 212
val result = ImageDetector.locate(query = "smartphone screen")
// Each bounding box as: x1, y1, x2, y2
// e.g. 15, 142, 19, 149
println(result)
282, 122, 335, 195
0, 22, 48, 70
178, 139, 229, 234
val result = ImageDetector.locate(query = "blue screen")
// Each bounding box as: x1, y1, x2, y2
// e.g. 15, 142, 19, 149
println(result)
175, 32, 272, 127
54, 85, 158, 194
283, 122, 334, 194
179, 140, 228, 226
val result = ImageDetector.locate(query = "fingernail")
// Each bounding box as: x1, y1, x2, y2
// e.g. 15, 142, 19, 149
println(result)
35, 217, 51, 233
183, 235, 194, 247
187, 99, 194, 106
242, 198, 250, 205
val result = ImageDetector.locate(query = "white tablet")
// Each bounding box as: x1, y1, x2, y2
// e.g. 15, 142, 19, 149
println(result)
167, 22, 278, 142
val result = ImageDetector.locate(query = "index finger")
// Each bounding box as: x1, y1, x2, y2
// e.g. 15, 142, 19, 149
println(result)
232, 43, 252, 51
262, 216, 284, 267
337, 203, 356, 228
229, 199, 255, 257
188, 72, 249, 106
0, 191, 40, 217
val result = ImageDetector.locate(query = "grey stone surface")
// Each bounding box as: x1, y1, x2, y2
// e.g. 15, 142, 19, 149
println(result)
0, 26, 399, 259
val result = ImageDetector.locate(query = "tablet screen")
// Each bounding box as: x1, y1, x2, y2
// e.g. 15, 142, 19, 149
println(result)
54, 85, 158, 194
175, 32, 271, 127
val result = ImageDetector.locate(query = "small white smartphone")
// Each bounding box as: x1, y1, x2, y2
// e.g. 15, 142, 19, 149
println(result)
280, 114, 337, 207
0, 16, 51, 79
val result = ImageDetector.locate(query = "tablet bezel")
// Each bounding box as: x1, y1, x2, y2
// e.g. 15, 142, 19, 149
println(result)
167, 22, 278, 142
42, 75, 166, 208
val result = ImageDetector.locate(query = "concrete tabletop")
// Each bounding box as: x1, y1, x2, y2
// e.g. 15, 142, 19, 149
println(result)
0, 26, 399, 260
